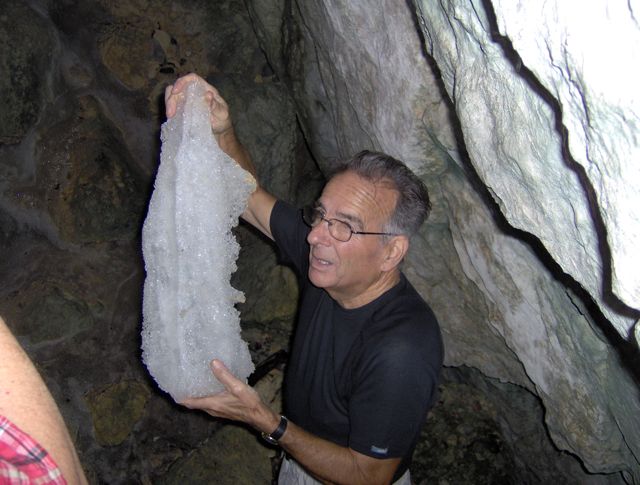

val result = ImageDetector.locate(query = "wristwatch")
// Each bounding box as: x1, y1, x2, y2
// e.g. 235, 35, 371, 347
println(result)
261, 415, 288, 445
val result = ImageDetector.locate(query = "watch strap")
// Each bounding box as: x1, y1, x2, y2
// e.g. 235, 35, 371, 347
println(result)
261, 415, 288, 445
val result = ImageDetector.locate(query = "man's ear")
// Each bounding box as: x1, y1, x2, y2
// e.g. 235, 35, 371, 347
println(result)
381, 235, 409, 272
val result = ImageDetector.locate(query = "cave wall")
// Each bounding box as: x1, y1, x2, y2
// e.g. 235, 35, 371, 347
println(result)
0, 0, 305, 481
0, 0, 639, 483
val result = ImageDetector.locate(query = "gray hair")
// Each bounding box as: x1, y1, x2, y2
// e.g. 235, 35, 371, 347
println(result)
329, 150, 431, 237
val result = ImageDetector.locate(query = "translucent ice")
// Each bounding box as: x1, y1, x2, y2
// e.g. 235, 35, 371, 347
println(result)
141, 79, 256, 402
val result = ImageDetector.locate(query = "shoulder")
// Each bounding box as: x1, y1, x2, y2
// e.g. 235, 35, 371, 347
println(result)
270, 199, 296, 228
372, 281, 440, 341
350, 294, 443, 406
363, 283, 443, 367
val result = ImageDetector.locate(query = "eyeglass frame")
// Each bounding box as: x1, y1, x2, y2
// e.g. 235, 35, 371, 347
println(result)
302, 205, 400, 242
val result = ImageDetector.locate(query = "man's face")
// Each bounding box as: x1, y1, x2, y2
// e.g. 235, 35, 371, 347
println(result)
306, 171, 399, 308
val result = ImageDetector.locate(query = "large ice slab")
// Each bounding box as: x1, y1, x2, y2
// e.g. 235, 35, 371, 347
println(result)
141, 79, 256, 402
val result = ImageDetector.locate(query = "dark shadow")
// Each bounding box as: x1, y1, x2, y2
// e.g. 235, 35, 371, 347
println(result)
248, 349, 289, 386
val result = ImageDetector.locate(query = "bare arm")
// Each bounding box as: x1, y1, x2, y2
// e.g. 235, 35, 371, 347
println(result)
182, 360, 401, 485
164, 73, 276, 240
0, 316, 88, 484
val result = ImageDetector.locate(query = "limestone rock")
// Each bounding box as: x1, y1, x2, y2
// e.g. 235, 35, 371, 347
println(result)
96, 0, 266, 91
233, 226, 298, 324
441, 166, 639, 477
414, 0, 638, 336
492, 1, 640, 311
5, 95, 145, 245
18, 285, 94, 343
413, 367, 618, 484
0, 2, 53, 144
157, 425, 274, 485
85, 380, 151, 446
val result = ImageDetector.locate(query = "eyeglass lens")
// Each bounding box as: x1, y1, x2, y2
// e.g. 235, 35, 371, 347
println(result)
303, 206, 353, 242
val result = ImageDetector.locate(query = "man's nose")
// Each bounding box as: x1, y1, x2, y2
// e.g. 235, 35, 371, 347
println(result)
307, 219, 332, 245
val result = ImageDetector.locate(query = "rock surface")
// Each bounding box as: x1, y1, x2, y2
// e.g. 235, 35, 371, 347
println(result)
0, 0, 638, 482
415, 0, 639, 336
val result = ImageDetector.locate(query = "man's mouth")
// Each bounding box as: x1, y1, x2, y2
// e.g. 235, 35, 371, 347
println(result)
310, 252, 332, 267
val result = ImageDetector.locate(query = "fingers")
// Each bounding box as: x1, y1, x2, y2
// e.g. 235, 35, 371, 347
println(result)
181, 393, 225, 410
164, 73, 208, 118
205, 90, 227, 116
180, 392, 236, 421
211, 359, 234, 384
164, 73, 229, 128
208, 89, 228, 110
207, 93, 232, 135
164, 85, 177, 118
171, 73, 202, 94
164, 73, 199, 117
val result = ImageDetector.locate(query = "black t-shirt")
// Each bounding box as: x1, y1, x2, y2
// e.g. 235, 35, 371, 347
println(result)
271, 200, 443, 480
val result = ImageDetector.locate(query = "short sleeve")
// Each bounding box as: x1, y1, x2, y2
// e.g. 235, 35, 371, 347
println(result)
347, 323, 442, 459
270, 200, 310, 275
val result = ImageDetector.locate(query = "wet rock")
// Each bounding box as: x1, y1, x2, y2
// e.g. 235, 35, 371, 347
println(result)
85, 380, 151, 446
14, 95, 146, 244
0, 1, 53, 144
157, 425, 274, 485
234, 226, 298, 324
18, 284, 94, 343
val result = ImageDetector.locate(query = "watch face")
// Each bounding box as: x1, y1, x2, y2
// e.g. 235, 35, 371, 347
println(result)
261, 431, 279, 446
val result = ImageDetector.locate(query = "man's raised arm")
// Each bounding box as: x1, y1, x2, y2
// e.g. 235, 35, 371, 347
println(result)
164, 73, 276, 240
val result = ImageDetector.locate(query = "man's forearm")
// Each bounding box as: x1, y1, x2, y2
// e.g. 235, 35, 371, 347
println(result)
277, 420, 400, 485
214, 129, 276, 239
215, 129, 257, 179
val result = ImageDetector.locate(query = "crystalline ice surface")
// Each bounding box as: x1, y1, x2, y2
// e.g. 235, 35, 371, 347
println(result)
141, 79, 256, 402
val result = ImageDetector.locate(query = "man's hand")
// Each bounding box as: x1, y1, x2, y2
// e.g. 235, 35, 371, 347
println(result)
182, 359, 401, 484
181, 359, 280, 434
164, 73, 232, 135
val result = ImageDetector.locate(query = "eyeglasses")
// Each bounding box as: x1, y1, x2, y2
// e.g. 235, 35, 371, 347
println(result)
302, 205, 399, 242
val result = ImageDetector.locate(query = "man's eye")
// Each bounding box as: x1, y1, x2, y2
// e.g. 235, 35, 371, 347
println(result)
338, 220, 353, 232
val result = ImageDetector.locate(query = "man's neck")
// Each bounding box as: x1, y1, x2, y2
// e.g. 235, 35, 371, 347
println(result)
331, 270, 401, 310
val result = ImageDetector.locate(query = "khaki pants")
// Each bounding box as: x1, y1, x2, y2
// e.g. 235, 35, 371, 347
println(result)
278, 455, 412, 485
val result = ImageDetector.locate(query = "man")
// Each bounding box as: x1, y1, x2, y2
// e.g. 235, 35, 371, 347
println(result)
165, 73, 443, 485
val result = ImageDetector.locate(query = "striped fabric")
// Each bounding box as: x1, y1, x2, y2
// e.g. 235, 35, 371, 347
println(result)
0, 415, 66, 484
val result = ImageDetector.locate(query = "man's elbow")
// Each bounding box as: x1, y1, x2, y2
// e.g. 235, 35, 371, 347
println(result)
350, 452, 399, 485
